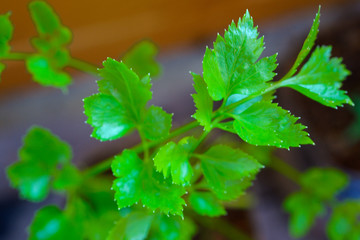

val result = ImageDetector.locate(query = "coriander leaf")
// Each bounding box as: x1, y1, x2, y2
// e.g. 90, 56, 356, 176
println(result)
327, 201, 360, 240
26, 55, 71, 88
52, 163, 81, 191
7, 161, 51, 202
111, 150, 143, 208
98, 58, 152, 111
29, 1, 72, 46
107, 211, 153, 240
122, 40, 161, 79
191, 72, 213, 131
84, 58, 152, 141
142, 106, 172, 140
281, 46, 352, 108
300, 168, 348, 201
142, 170, 186, 217
284, 192, 325, 238
84, 94, 136, 141
111, 150, 186, 216
224, 90, 275, 115
189, 191, 226, 217
6, 126, 72, 201
71, 179, 120, 240
29, 205, 80, 240
284, 7, 320, 79
198, 145, 263, 200
202, 10, 277, 101
149, 215, 196, 240
232, 101, 313, 148
153, 137, 195, 185
0, 12, 13, 57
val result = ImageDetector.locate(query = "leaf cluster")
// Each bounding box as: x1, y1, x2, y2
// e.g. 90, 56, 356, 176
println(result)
3, 2, 358, 240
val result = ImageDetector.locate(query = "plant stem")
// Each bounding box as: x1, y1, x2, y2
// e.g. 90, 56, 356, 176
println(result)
1, 52, 32, 60
1, 51, 99, 76
188, 212, 253, 240
83, 120, 199, 178
138, 128, 149, 163
268, 157, 302, 185
68, 57, 98, 75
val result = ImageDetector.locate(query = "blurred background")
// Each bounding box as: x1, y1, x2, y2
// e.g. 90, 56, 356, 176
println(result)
1, 0, 359, 239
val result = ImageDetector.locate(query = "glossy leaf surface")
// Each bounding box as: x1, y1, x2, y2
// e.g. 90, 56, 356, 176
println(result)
199, 145, 263, 200
232, 102, 313, 148
111, 150, 186, 217
189, 191, 226, 217
191, 72, 213, 131
281, 46, 352, 108
202, 10, 277, 101
153, 137, 196, 185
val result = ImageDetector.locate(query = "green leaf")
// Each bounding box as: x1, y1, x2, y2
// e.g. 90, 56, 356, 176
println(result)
281, 46, 352, 108
141, 170, 186, 217
7, 161, 51, 202
122, 40, 161, 79
232, 101, 313, 148
143, 106, 172, 140
148, 215, 196, 240
189, 191, 226, 217
27, 1, 72, 89
284, 192, 325, 238
52, 164, 81, 191
111, 150, 143, 208
199, 145, 263, 200
84, 58, 153, 141
327, 201, 360, 240
107, 211, 153, 240
26, 55, 71, 88
29, 205, 80, 240
300, 168, 348, 201
284, 7, 320, 78
153, 137, 196, 185
29, 1, 72, 45
84, 94, 136, 141
71, 179, 120, 240
111, 150, 186, 216
0, 12, 13, 57
6, 126, 72, 201
202, 10, 277, 101
191, 72, 213, 131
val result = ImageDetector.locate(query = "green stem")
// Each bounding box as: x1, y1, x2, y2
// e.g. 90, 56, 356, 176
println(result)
188, 212, 253, 240
83, 120, 199, 178
138, 128, 149, 163
1, 52, 32, 60
269, 157, 302, 185
1, 51, 99, 76
68, 57, 98, 75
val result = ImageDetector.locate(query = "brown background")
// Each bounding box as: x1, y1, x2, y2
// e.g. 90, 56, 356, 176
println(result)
0, 0, 350, 93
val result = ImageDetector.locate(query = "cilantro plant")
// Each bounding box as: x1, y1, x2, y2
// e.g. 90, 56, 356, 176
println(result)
2, 1, 359, 239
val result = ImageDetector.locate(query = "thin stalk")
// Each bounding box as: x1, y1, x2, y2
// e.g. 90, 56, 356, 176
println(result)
1, 51, 99, 76
1, 52, 32, 60
138, 128, 149, 163
83, 120, 199, 178
68, 57, 98, 75
269, 157, 302, 185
